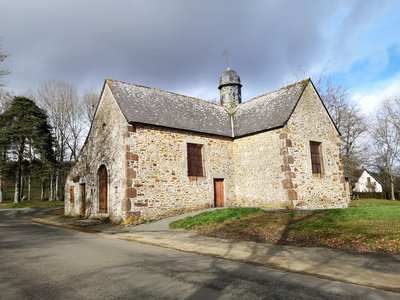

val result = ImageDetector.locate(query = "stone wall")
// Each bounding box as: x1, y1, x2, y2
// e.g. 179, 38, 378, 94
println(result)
65, 83, 128, 222
232, 130, 290, 208
285, 83, 349, 208
124, 124, 234, 222
231, 82, 349, 209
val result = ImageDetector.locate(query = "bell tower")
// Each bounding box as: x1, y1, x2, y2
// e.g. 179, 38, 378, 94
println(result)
218, 67, 242, 115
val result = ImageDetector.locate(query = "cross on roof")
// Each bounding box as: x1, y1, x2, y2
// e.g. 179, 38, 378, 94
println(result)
223, 49, 230, 69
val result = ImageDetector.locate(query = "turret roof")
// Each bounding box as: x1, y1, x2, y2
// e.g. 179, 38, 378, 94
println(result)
218, 68, 242, 89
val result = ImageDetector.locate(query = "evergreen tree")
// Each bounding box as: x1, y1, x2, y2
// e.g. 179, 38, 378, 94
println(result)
0, 96, 55, 202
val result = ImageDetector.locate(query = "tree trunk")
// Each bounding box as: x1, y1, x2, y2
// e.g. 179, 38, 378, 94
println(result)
21, 176, 25, 201
14, 140, 25, 203
55, 170, 59, 201
14, 170, 21, 203
390, 175, 396, 200
0, 176, 3, 203
41, 179, 45, 201
28, 175, 31, 201
49, 175, 54, 201
28, 142, 32, 201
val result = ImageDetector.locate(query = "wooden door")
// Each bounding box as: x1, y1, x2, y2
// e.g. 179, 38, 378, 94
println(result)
79, 183, 86, 217
214, 179, 224, 207
98, 165, 108, 213
69, 186, 75, 204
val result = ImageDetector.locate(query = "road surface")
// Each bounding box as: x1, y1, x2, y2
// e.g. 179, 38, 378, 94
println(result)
0, 210, 399, 299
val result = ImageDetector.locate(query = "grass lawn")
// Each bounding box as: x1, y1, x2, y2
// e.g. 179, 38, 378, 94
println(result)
0, 200, 64, 209
170, 199, 400, 255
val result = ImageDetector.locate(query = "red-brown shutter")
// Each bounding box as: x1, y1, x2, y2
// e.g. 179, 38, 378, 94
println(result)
187, 143, 203, 176
310, 141, 322, 174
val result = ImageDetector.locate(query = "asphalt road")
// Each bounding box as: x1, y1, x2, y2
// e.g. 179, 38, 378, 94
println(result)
1, 210, 399, 300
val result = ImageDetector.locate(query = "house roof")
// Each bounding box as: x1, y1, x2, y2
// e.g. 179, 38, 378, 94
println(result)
353, 169, 382, 185
352, 169, 364, 181
233, 79, 308, 137
105, 78, 311, 138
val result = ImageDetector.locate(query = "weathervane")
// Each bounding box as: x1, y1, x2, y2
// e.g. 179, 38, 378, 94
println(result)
223, 49, 230, 69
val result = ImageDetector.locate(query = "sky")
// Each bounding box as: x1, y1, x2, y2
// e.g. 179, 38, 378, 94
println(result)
1, 0, 399, 116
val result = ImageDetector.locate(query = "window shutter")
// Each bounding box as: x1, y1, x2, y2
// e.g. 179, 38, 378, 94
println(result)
310, 141, 322, 174
187, 143, 203, 176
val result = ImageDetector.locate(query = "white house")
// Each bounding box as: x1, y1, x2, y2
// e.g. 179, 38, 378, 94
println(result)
353, 170, 383, 193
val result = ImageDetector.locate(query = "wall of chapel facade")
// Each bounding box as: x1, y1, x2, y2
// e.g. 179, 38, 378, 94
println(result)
231, 83, 349, 209
65, 84, 128, 223
65, 82, 349, 224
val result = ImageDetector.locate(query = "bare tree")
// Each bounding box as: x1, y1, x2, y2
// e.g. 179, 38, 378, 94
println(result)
320, 80, 348, 129
37, 80, 87, 161
385, 96, 400, 133
0, 42, 10, 87
65, 98, 85, 161
37, 80, 85, 200
317, 77, 368, 188
370, 99, 400, 200
0, 89, 13, 113
37, 80, 70, 163
82, 89, 99, 126
339, 105, 368, 185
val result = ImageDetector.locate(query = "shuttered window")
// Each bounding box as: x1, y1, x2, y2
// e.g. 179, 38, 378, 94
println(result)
187, 143, 203, 177
310, 141, 323, 175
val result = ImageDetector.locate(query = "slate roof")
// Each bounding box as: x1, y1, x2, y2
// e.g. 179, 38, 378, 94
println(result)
106, 78, 310, 138
107, 80, 233, 137
233, 80, 308, 137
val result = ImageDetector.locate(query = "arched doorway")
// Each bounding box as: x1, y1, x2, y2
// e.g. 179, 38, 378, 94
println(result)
98, 165, 108, 213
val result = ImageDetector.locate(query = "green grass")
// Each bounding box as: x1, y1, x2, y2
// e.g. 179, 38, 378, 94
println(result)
349, 198, 400, 207
169, 207, 265, 229
0, 200, 64, 209
1, 175, 64, 201
170, 199, 400, 254
2, 181, 44, 201
293, 200, 400, 230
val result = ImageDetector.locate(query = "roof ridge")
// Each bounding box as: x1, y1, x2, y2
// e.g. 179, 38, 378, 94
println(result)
242, 78, 310, 106
108, 78, 223, 109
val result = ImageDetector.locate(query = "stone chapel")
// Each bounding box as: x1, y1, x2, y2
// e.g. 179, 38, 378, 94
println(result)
65, 68, 349, 223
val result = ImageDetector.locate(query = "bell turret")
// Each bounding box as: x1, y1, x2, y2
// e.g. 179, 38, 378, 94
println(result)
218, 67, 242, 115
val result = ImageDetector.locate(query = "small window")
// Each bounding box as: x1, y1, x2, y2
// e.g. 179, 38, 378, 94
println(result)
310, 141, 323, 175
187, 143, 203, 177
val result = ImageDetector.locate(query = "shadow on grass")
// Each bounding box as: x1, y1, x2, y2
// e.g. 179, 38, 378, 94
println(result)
184, 210, 400, 298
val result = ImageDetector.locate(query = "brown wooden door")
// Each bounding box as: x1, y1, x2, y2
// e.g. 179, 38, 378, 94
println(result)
69, 186, 75, 204
79, 183, 86, 217
214, 179, 224, 207
98, 165, 108, 213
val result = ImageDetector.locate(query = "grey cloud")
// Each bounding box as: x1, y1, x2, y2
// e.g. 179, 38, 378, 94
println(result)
0, 0, 395, 101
